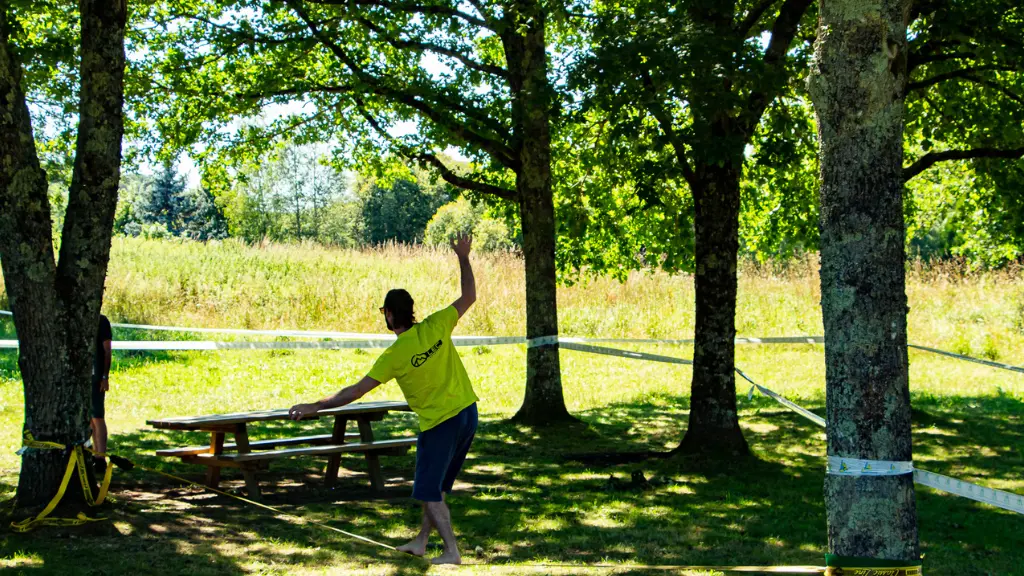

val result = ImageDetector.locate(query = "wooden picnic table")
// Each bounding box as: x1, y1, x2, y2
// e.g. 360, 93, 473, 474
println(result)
147, 400, 415, 499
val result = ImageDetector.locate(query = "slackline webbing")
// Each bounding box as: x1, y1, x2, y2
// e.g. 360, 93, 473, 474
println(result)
562, 345, 1024, 516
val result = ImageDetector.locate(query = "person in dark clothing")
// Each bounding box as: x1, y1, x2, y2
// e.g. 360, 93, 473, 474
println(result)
92, 314, 112, 468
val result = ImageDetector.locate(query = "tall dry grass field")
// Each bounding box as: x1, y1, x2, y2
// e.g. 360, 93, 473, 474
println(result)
2, 237, 1020, 350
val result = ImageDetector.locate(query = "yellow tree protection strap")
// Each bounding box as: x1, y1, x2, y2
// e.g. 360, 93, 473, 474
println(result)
10, 433, 112, 533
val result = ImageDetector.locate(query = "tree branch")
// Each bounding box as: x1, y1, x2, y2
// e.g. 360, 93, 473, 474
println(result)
355, 99, 517, 201
903, 146, 1024, 181
413, 151, 517, 200
640, 71, 697, 189
286, 0, 518, 168
736, 0, 779, 36
306, 0, 492, 30
242, 84, 355, 99
740, 0, 814, 138
354, 15, 507, 77
908, 50, 977, 71
907, 65, 1018, 91
230, 111, 328, 149
169, 11, 322, 45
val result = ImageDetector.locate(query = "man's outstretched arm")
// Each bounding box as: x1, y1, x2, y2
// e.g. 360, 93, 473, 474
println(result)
450, 234, 475, 319
289, 376, 381, 420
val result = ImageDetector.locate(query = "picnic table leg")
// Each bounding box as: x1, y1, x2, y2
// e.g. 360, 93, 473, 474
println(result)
357, 418, 385, 492
206, 432, 225, 488
325, 417, 348, 487
233, 424, 262, 499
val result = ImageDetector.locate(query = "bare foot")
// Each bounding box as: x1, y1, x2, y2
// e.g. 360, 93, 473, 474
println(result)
430, 550, 462, 565
397, 539, 426, 557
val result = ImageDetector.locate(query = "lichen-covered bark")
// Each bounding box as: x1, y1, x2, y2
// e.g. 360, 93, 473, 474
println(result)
503, 1, 571, 425
678, 162, 749, 455
0, 0, 127, 509
0, 0, 69, 509
807, 0, 919, 562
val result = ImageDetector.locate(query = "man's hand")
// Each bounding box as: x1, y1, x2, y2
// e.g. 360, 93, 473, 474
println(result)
450, 233, 472, 258
100, 377, 109, 392
289, 403, 320, 420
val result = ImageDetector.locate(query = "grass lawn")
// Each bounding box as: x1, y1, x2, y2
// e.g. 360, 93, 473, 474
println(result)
1, 240, 1023, 574
1, 343, 1022, 575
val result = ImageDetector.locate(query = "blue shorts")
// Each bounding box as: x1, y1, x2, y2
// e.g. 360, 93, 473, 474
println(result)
412, 403, 478, 502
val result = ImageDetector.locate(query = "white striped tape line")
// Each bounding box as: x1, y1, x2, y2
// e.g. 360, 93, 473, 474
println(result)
5, 308, 1024, 374
908, 343, 1024, 375
914, 469, 1024, 515
4, 329, 1022, 514
826, 456, 914, 476
0, 337, 527, 351
567, 347, 1024, 516
743, 377, 1024, 514
559, 341, 695, 365
0, 313, 817, 345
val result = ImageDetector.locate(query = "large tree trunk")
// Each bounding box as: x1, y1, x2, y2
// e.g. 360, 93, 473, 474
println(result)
515, 178, 571, 424
504, 0, 571, 425
0, 0, 127, 509
678, 163, 749, 455
808, 0, 919, 563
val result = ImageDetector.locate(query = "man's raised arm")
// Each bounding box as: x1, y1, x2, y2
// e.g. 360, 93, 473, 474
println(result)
450, 234, 476, 319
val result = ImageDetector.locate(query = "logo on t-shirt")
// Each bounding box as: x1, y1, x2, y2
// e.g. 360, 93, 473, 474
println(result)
411, 340, 443, 367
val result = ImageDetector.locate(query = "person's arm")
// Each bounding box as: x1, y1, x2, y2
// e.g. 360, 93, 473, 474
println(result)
450, 234, 476, 319
289, 375, 382, 420
100, 339, 112, 392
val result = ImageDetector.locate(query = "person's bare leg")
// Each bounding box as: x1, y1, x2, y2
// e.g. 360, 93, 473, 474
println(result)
91, 418, 107, 454
397, 504, 432, 556
424, 497, 461, 565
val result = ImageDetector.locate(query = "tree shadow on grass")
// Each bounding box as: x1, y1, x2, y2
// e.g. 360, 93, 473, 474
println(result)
3, 392, 1022, 575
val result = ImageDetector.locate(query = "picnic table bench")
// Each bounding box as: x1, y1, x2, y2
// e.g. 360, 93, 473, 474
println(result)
147, 400, 416, 499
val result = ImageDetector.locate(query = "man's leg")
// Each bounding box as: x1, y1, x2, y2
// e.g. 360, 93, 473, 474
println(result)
397, 500, 434, 556
400, 420, 452, 557
91, 383, 107, 467
91, 418, 107, 455
91, 417, 107, 473
424, 498, 461, 565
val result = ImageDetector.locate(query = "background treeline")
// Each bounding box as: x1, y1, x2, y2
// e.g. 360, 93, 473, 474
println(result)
56, 142, 520, 252
61, 141, 1024, 267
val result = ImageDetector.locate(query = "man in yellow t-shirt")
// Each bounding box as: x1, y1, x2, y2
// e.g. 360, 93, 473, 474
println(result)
289, 234, 478, 566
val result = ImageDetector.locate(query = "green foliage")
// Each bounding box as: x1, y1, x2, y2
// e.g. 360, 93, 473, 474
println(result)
145, 163, 189, 232
572, 0, 819, 274
180, 187, 229, 241
114, 168, 228, 242
905, 159, 1024, 267
740, 99, 821, 261
424, 197, 515, 252
899, 1, 1024, 265
216, 142, 354, 245
360, 178, 448, 245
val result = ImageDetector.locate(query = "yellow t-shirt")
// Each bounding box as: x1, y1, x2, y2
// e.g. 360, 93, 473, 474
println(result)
367, 306, 478, 431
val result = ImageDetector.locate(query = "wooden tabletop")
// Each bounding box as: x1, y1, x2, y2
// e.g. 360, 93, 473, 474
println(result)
147, 400, 411, 430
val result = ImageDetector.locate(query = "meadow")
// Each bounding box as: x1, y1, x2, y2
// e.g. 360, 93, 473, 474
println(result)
1, 237, 1023, 575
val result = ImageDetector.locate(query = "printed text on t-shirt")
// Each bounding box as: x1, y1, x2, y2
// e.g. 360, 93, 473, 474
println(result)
411, 340, 443, 367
